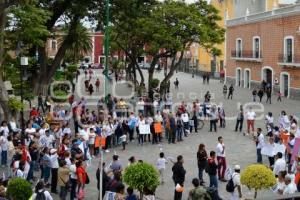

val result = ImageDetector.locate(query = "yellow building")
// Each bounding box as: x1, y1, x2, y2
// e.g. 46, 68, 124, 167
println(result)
195, 0, 279, 75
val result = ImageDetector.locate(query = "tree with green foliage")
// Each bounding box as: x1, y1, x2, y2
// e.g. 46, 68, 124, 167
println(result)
6, 178, 33, 200
144, 0, 225, 96
0, 0, 47, 120
108, 0, 158, 88
123, 162, 160, 199
60, 24, 93, 64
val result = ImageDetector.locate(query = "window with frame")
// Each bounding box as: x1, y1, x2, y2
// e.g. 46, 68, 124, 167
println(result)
253, 37, 260, 58
236, 39, 242, 58
284, 37, 293, 63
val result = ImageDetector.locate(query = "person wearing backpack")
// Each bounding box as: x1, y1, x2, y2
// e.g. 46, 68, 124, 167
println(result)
32, 181, 53, 200
228, 165, 242, 200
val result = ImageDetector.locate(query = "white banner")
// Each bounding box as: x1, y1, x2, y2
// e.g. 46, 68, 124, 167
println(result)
139, 124, 151, 135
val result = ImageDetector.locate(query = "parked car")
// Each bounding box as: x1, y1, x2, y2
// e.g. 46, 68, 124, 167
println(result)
91, 63, 103, 69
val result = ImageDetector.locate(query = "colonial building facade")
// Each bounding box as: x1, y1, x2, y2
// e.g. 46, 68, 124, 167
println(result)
226, 3, 300, 100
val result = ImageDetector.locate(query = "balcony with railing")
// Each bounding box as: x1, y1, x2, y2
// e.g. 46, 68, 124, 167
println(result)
231, 50, 262, 62
278, 54, 300, 67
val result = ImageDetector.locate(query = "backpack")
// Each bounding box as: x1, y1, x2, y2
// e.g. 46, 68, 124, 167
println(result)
176, 119, 182, 127
226, 174, 237, 193
35, 190, 46, 200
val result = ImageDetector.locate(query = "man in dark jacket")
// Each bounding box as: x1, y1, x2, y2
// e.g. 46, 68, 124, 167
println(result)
172, 155, 186, 200
206, 151, 218, 188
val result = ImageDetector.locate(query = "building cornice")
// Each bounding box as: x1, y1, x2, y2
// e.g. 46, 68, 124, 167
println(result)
226, 4, 300, 27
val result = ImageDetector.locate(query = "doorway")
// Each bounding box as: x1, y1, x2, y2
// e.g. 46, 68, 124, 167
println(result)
280, 73, 290, 97
262, 67, 273, 90
244, 69, 251, 89
236, 68, 242, 87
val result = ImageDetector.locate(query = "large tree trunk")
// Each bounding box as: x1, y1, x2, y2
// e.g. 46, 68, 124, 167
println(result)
159, 51, 184, 95
34, 16, 80, 94
148, 55, 159, 99
0, 8, 10, 120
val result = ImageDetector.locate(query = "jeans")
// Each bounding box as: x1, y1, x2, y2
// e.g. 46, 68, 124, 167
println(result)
43, 166, 50, 183
1, 150, 7, 165
235, 119, 243, 132
210, 120, 217, 132
70, 178, 77, 200
217, 156, 226, 179
60, 186, 68, 200
183, 122, 189, 136
257, 148, 262, 163
209, 175, 218, 188
198, 167, 204, 182
176, 127, 183, 141
128, 128, 134, 141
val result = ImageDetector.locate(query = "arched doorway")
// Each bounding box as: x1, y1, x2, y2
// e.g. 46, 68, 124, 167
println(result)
236, 68, 242, 87
280, 72, 290, 98
261, 66, 274, 90
244, 69, 251, 89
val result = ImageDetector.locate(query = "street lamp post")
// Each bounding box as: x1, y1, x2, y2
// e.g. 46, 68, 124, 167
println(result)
104, 0, 110, 100
20, 56, 28, 134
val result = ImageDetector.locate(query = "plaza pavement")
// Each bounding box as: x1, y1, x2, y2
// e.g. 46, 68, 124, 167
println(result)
4, 69, 299, 199
78, 70, 300, 200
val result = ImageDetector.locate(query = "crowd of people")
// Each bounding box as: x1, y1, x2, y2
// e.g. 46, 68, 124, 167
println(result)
1, 68, 300, 200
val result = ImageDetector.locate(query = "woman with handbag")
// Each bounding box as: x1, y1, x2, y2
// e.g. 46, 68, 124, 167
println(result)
58, 160, 71, 200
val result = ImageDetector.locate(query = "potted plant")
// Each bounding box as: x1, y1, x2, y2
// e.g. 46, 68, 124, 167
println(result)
6, 178, 33, 200
123, 162, 160, 199
241, 164, 276, 199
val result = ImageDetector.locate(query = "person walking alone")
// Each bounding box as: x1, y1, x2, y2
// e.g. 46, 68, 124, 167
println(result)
252, 88, 257, 102
266, 88, 272, 104
228, 85, 234, 99
95, 78, 100, 92
235, 106, 244, 132
223, 85, 227, 99
37, 93, 45, 113
172, 155, 186, 200
258, 88, 264, 102
255, 128, 264, 163
246, 107, 256, 136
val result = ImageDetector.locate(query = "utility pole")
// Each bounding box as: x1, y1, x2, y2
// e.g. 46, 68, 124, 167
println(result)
104, 0, 110, 101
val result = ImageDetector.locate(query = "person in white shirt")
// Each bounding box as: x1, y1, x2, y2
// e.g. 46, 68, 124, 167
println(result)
39, 130, 55, 148
154, 111, 163, 123
255, 128, 264, 163
273, 152, 286, 177
0, 131, 8, 166
282, 175, 297, 195
137, 98, 145, 115
181, 112, 189, 136
69, 158, 78, 200
0, 121, 9, 137
231, 165, 242, 200
216, 136, 226, 181
32, 181, 53, 200
246, 107, 256, 135
137, 115, 146, 145
49, 149, 59, 193
88, 128, 96, 157
156, 152, 168, 184
279, 111, 290, 131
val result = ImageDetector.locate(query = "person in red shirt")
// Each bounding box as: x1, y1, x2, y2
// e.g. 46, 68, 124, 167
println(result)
76, 160, 87, 199
30, 106, 39, 118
